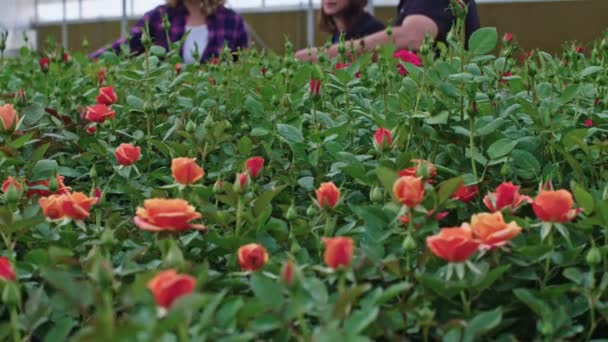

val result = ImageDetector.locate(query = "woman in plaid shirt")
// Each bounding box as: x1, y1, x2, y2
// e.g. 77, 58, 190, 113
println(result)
90, 0, 249, 63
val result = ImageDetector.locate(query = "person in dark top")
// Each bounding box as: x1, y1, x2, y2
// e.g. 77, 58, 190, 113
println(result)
319, 0, 385, 44
296, 0, 480, 61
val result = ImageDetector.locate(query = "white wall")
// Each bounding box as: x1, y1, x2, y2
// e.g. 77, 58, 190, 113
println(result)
0, 0, 37, 54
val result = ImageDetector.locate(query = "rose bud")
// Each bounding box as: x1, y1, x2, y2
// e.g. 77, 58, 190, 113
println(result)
62, 52, 72, 64
503, 32, 514, 43
399, 159, 437, 180
452, 184, 479, 204
323, 236, 354, 269
393, 50, 422, 75
470, 212, 522, 249
245, 156, 265, 178
96, 86, 118, 106
483, 182, 532, 213
2, 177, 23, 196
212, 179, 224, 194
115, 143, 141, 166
86, 125, 97, 134
171, 158, 204, 185
39, 57, 51, 72
584, 119, 593, 127
97, 69, 106, 85
26, 175, 70, 198
134, 198, 205, 231
282, 260, 296, 286
532, 190, 580, 223
0, 257, 16, 282
310, 78, 321, 96
61, 192, 97, 220
373, 128, 393, 150
147, 269, 196, 309
316, 182, 340, 209
0, 104, 19, 132
426, 226, 480, 262
15, 89, 26, 105
393, 176, 425, 208
85, 104, 116, 123
237, 243, 269, 272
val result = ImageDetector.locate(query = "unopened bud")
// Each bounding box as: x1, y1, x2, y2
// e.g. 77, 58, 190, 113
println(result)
306, 205, 318, 217
586, 246, 602, 266
370, 187, 383, 203
285, 204, 297, 221
164, 242, 185, 269
403, 235, 417, 251
186, 120, 196, 133
2, 282, 21, 306
213, 179, 223, 194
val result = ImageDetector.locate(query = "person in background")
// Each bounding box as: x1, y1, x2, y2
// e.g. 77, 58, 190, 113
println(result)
296, 0, 480, 61
90, 0, 249, 63
320, 0, 385, 44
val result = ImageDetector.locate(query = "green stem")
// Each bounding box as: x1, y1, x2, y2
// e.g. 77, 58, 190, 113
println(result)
178, 322, 188, 342
460, 290, 471, 317
323, 214, 333, 237
542, 232, 554, 288
235, 196, 243, 237
10, 305, 20, 342
469, 113, 478, 179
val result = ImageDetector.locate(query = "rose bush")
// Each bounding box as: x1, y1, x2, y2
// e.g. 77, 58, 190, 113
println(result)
0, 21, 607, 341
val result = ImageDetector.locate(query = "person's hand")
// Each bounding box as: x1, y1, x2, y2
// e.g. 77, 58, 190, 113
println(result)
295, 47, 318, 62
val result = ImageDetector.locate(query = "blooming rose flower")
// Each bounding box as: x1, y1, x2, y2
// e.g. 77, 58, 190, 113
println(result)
147, 269, 196, 308
61, 192, 97, 220
0, 104, 19, 132
426, 226, 480, 262
237, 243, 269, 272
373, 128, 393, 150
171, 158, 204, 185
96, 86, 118, 106
245, 156, 265, 178
532, 190, 580, 223
399, 159, 437, 179
85, 104, 116, 123
27, 176, 70, 198
39, 57, 51, 72
323, 236, 354, 269
470, 212, 522, 249
393, 176, 425, 207
115, 143, 141, 166
483, 182, 532, 213
0, 257, 16, 282
316, 182, 340, 209
452, 184, 479, 203
584, 119, 593, 127
39, 194, 67, 220
134, 198, 205, 231
393, 50, 422, 75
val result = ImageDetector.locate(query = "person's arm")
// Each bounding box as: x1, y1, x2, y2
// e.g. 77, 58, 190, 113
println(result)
235, 17, 250, 50
294, 14, 438, 62
89, 9, 157, 59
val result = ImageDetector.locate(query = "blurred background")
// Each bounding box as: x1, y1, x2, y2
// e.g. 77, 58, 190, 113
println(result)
1, 0, 607, 57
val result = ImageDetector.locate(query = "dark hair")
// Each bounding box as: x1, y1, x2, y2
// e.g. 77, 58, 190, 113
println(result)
319, 0, 368, 34
166, 0, 225, 15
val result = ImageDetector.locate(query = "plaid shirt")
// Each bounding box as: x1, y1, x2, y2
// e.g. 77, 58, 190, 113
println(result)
90, 4, 248, 62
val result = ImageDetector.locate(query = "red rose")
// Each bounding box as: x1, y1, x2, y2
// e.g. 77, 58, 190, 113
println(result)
323, 237, 354, 269
393, 50, 422, 75
316, 182, 340, 209
483, 182, 531, 213
426, 226, 480, 262
85, 104, 116, 123
310, 78, 321, 96
0, 257, 16, 282
115, 143, 141, 166
373, 128, 393, 150
238, 243, 269, 272
532, 190, 580, 223
452, 184, 478, 204
245, 156, 265, 178
147, 269, 196, 308
39, 57, 51, 72
96, 86, 118, 106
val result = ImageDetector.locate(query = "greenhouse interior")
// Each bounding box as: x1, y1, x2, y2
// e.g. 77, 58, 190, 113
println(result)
1, 0, 608, 340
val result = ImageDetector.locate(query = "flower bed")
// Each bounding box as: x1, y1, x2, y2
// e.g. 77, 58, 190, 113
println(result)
0, 28, 607, 340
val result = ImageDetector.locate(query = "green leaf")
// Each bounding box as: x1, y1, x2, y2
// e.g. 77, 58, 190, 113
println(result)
468, 27, 498, 55
487, 138, 518, 159
250, 273, 283, 310
253, 186, 286, 218
30, 159, 59, 181
462, 308, 502, 342
513, 288, 550, 317
333, 284, 372, 319
374, 282, 412, 305
126, 95, 145, 111
510, 149, 540, 179
43, 317, 76, 342
375, 167, 398, 200
8, 133, 35, 149
238, 136, 253, 155
571, 183, 594, 215
579, 66, 603, 78
21, 103, 46, 126
343, 307, 379, 335
277, 123, 304, 144
437, 177, 464, 205
560, 84, 581, 104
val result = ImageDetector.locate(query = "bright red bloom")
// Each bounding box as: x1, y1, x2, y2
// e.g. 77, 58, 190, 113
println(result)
426, 226, 480, 262
483, 182, 532, 213
39, 57, 50, 72
452, 184, 478, 204
584, 119, 594, 127
39, 194, 67, 220
316, 182, 340, 209
0, 257, 16, 282
501, 71, 513, 85
503, 32, 514, 43
575, 47, 584, 54
86, 125, 97, 134
96, 86, 118, 106
147, 269, 196, 308
237, 243, 269, 272
323, 237, 354, 269
373, 128, 393, 150
26, 175, 70, 198
62, 52, 71, 63
115, 143, 141, 166
85, 104, 116, 123
393, 50, 422, 75
310, 78, 321, 96
532, 190, 580, 223
245, 156, 265, 178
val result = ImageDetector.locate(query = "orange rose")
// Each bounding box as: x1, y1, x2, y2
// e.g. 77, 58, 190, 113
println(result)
61, 192, 97, 220
171, 158, 204, 185
323, 236, 354, 269
470, 212, 522, 249
426, 226, 480, 262
115, 143, 141, 166
134, 198, 205, 231
532, 190, 580, 222
147, 269, 196, 308
393, 176, 425, 207
0, 104, 19, 132
316, 182, 340, 209
237, 243, 269, 272
39, 194, 67, 220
